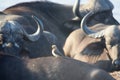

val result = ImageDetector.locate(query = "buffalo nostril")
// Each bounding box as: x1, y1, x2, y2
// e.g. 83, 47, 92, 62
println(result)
113, 60, 120, 68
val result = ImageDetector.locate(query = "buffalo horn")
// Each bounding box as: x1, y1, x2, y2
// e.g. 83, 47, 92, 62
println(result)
73, 0, 81, 18
23, 16, 44, 41
81, 11, 104, 38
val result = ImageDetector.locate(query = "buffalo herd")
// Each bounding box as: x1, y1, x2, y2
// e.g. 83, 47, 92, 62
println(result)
0, 0, 119, 80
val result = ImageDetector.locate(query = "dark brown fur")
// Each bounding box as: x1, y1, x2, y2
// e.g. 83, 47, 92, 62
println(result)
0, 54, 115, 80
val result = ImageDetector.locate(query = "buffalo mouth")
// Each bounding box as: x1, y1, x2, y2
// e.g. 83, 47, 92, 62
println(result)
112, 59, 120, 71
112, 66, 120, 71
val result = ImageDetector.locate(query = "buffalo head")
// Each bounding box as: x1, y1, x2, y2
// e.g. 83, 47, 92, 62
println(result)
64, 0, 119, 31
75, 0, 119, 25
81, 11, 120, 70
0, 15, 43, 56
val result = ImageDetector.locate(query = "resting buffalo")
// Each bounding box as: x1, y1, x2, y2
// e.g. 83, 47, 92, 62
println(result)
0, 54, 115, 80
64, 0, 119, 30
0, 0, 118, 58
2, 1, 74, 46
2, 0, 119, 46
63, 11, 120, 72
0, 14, 63, 58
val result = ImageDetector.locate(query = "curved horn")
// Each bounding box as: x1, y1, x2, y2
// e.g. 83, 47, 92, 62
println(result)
81, 11, 104, 38
23, 16, 44, 41
52, 45, 64, 57
73, 0, 82, 18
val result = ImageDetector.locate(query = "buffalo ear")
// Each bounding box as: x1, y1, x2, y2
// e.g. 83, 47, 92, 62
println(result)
63, 18, 81, 31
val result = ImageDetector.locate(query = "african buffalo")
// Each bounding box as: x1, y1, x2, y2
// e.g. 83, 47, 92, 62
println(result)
2, 0, 119, 46
2, 1, 74, 46
0, 54, 115, 80
64, 0, 119, 30
0, 14, 63, 58
0, 0, 118, 58
63, 11, 120, 72
0, 1, 76, 57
